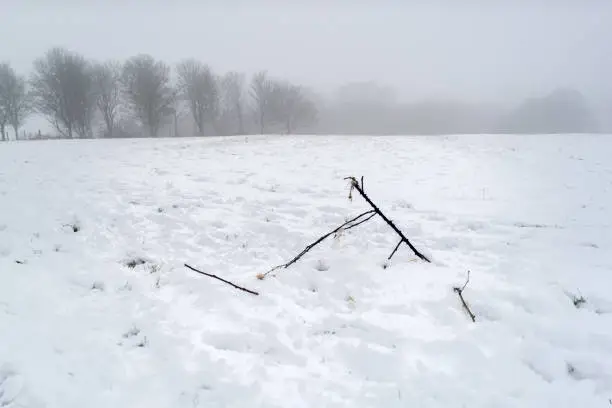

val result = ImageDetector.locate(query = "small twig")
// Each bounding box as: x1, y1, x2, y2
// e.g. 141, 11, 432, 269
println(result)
340, 212, 377, 232
344, 176, 430, 262
388, 240, 403, 260
453, 271, 476, 322
261, 210, 375, 278
459, 270, 471, 292
185, 263, 259, 296
263, 176, 430, 280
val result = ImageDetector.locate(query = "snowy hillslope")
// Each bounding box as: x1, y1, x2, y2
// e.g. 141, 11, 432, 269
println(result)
0, 134, 611, 407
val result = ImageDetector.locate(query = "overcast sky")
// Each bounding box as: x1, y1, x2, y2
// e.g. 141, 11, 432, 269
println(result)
2, 0, 611, 131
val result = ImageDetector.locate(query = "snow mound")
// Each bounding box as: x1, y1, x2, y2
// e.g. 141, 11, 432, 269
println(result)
1, 134, 611, 407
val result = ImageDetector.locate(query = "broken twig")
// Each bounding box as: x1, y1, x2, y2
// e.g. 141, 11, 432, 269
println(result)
261, 210, 376, 279
388, 240, 403, 260
453, 271, 476, 322
261, 176, 431, 280
339, 212, 377, 232
185, 263, 259, 296
345, 176, 430, 262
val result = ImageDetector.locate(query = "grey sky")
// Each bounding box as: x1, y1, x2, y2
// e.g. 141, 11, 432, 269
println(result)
2, 0, 611, 131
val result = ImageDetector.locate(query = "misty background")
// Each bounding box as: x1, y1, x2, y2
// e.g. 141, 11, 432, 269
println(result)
2, 0, 611, 138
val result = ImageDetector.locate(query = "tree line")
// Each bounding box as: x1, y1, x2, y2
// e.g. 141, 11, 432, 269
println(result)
1, 47, 602, 141
0, 47, 317, 140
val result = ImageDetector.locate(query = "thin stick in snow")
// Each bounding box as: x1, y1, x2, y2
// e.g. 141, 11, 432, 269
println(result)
259, 210, 376, 279
388, 240, 403, 260
345, 176, 431, 263
261, 176, 432, 279
185, 263, 259, 296
453, 271, 476, 322
339, 212, 377, 233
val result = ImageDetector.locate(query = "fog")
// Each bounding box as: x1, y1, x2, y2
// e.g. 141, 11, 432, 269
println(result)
2, 0, 611, 135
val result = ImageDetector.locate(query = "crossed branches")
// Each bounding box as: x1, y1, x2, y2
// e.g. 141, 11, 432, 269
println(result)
259, 176, 430, 280
184, 176, 475, 325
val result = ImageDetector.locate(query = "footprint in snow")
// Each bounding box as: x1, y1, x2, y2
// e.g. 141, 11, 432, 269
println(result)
315, 259, 330, 271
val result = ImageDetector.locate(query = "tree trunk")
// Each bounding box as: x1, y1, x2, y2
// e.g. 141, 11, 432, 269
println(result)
104, 113, 113, 138
1, 123, 6, 141
12, 125, 19, 141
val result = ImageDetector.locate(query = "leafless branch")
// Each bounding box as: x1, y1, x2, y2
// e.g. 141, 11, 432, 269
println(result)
460, 270, 471, 292
453, 271, 476, 322
388, 240, 403, 260
340, 212, 377, 232
185, 263, 259, 296
344, 176, 430, 262
262, 176, 431, 280
260, 210, 375, 279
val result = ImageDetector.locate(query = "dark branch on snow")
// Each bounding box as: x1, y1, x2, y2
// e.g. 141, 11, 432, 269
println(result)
339, 212, 377, 233
185, 263, 259, 296
260, 176, 432, 280
453, 271, 476, 322
344, 176, 430, 262
388, 240, 403, 260
260, 210, 376, 279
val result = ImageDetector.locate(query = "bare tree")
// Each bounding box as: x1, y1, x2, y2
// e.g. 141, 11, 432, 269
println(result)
176, 59, 218, 136
218, 71, 246, 135
271, 81, 317, 134
92, 61, 122, 138
8, 82, 30, 141
30, 48, 96, 138
250, 71, 276, 134
0, 63, 31, 140
122, 54, 175, 137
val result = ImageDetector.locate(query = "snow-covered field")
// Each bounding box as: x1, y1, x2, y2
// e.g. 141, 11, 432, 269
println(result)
1, 134, 611, 407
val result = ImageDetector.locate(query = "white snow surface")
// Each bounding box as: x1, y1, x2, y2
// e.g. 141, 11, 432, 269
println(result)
1, 134, 611, 407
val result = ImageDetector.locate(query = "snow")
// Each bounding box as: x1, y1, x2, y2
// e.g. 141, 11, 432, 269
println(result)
0, 134, 611, 407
